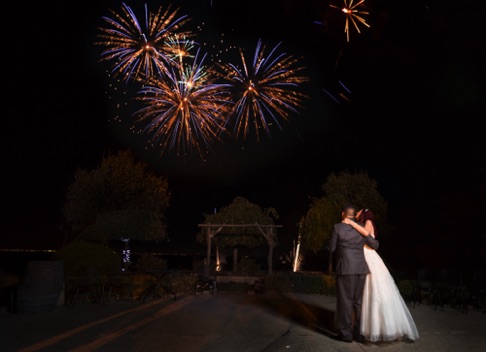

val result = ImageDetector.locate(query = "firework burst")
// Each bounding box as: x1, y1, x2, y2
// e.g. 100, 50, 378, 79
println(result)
134, 49, 231, 158
330, 0, 370, 42
165, 34, 197, 66
214, 39, 309, 141
97, 2, 192, 83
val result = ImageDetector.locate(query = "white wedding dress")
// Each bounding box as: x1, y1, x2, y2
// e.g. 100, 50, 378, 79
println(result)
361, 240, 420, 342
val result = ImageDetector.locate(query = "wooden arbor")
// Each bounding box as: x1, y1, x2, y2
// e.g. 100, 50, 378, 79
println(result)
198, 223, 282, 277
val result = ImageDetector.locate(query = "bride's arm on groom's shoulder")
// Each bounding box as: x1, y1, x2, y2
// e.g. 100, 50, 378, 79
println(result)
344, 218, 370, 237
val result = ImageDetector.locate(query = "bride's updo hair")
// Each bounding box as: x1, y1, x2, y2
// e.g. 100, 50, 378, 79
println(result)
361, 209, 374, 221
358, 209, 377, 235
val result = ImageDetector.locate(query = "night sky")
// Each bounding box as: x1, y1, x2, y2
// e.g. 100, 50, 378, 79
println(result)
4, 1, 485, 273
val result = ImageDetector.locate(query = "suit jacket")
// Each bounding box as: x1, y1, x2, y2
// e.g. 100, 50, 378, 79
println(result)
328, 222, 380, 275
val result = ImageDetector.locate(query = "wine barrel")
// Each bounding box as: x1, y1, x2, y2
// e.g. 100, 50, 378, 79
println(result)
16, 261, 64, 314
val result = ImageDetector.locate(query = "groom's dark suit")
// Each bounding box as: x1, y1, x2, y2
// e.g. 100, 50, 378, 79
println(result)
329, 220, 379, 342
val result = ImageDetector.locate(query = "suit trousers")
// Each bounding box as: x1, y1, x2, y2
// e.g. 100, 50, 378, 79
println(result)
336, 274, 367, 339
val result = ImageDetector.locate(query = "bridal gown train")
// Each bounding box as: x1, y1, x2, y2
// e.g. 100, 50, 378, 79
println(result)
361, 245, 420, 342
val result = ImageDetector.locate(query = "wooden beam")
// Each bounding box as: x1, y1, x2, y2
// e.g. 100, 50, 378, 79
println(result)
198, 223, 282, 275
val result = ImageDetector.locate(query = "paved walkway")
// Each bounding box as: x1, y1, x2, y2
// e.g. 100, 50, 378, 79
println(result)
1, 293, 485, 351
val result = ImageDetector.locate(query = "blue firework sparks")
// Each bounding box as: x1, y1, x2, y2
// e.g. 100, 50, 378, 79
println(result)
215, 38, 309, 141
97, 2, 192, 83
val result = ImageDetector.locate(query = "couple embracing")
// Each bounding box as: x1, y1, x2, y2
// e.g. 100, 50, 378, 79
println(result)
328, 204, 419, 343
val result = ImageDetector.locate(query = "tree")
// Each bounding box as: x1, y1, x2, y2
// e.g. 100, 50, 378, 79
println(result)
301, 197, 337, 252
322, 171, 388, 222
301, 170, 388, 272
63, 149, 170, 245
197, 196, 279, 274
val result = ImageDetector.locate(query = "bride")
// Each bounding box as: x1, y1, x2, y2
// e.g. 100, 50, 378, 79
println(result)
344, 209, 419, 342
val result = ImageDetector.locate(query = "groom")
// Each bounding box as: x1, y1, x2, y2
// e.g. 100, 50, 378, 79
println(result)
328, 204, 379, 343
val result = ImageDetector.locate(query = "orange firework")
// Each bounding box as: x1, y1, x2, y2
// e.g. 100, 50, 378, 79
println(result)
97, 3, 192, 83
330, 0, 370, 42
134, 49, 231, 158
214, 39, 309, 141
